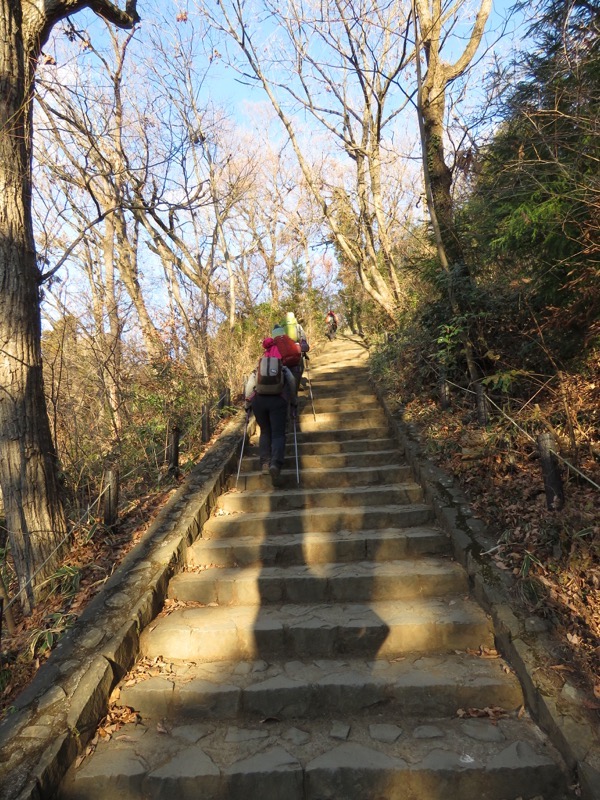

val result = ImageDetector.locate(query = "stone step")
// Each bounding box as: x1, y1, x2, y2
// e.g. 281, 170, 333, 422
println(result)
56, 336, 573, 800
139, 598, 493, 663
301, 383, 375, 401
301, 396, 382, 413
60, 713, 567, 800
187, 526, 451, 569
217, 483, 424, 514
307, 367, 370, 380
308, 363, 371, 377
277, 425, 392, 443
168, 558, 466, 605
233, 463, 414, 491
202, 503, 434, 540
309, 347, 367, 363
116, 653, 524, 722
244, 439, 400, 457
304, 383, 374, 398
295, 416, 388, 435
305, 383, 375, 400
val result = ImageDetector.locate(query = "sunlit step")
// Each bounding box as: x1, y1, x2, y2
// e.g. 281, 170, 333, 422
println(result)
233, 463, 413, 491
117, 653, 524, 721
169, 558, 466, 605
139, 597, 493, 662
217, 483, 423, 514
188, 526, 450, 569
202, 503, 433, 540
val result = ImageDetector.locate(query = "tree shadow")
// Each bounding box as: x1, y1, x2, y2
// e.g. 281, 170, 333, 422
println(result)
240, 339, 396, 793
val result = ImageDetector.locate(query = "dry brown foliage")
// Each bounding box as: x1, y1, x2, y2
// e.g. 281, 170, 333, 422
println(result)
397, 372, 599, 704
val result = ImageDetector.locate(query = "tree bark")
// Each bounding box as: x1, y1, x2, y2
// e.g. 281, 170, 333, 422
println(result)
414, 0, 491, 272
0, 0, 138, 610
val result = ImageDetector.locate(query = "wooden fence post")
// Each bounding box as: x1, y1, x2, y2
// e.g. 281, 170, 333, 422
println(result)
167, 425, 181, 476
103, 467, 119, 528
538, 432, 565, 511
439, 370, 451, 410
475, 382, 489, 427
0, 574, 15, 635
201, 404, 210, 442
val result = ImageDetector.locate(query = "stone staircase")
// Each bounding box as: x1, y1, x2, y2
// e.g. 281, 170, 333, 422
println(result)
59, 336, 571, 799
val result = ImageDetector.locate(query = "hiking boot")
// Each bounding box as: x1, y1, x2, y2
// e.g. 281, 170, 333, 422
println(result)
269, 465, 282, 487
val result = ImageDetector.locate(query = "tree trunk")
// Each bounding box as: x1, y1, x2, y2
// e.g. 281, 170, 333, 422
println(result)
0, 4, 68, 610
420, 77, 464, 267
0, 0, 139, 609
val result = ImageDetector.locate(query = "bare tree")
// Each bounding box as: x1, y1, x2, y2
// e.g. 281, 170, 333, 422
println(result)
35, 26, 166, 449
412, 0, 492, 383
413, 0, 492, 270
0, 0, 139, 610
236, 136, 318, 306
205, 0, 417, 319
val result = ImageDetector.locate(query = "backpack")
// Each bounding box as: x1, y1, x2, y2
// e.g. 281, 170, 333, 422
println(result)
273, 334, 302, 367
283, 319, 299, 342
255, 356, 284, 395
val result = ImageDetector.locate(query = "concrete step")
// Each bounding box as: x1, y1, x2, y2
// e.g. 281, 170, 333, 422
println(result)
307, 378, 373, 391
302, 381, 375, 399
60, 713, 567, 800
217, 483, 424, 514
116, 653, 524, 722
56, 336, 573, 800
245, 438, 400, 457
306, 382, 375, 399
168, 558, 467, 605
308, 362, 370, 376
310, 350, 368, 362
277, 425, 391, 443
295, 410, 388, 432
300, 396, 382, 413
187, 526, 451, 569
139, 597, 494, 662
202, 503, 434, 540
233, 463, 414, 491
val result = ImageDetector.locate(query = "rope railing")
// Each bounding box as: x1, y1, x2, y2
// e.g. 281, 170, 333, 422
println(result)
441, 375, 600, 494
378, 334, 598, 499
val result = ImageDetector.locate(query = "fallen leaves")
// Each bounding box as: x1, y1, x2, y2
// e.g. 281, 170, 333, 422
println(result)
456, 706, 509, 720
399, 382, 600, 700
466, 645, 500, 659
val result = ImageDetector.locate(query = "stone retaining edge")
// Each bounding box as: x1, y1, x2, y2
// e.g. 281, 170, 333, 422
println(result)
372, 381, 600, 800
0, 412, 253, 800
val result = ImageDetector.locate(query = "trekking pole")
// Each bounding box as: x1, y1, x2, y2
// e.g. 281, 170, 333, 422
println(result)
293, 411, 300, 484
304, 357, 317, 421
235, 410, 250, 487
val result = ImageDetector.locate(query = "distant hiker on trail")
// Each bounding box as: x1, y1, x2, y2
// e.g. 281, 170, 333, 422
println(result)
245, 337, 298, 488
325, 309, 338, 340
273, 311, 310, 391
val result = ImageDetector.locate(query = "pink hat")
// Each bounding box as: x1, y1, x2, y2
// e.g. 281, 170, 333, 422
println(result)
262, 337, 282, 359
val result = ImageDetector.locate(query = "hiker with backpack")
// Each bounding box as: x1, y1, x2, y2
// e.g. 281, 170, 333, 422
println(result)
325, 309, 338, 340
272, 311, 310, 391
244, 337, 298, 487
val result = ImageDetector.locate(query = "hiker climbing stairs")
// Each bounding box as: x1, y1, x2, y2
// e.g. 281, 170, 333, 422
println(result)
59, 335, 571, 799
